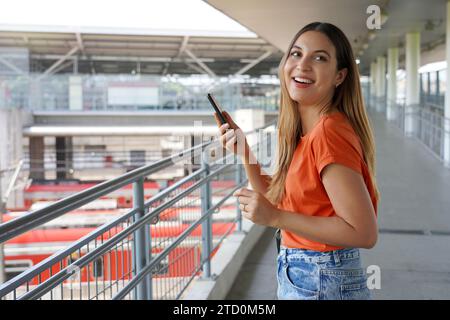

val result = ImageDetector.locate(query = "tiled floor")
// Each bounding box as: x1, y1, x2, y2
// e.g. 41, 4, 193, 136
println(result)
226, 108, 450, 300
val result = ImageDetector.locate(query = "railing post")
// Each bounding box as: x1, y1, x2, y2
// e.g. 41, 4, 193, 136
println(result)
132, 178, 151, 300
200, 151, 212, 279
0, 177, 5, 284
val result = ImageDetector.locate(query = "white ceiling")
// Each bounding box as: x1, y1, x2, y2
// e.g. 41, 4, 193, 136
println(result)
206, 0, 447, 74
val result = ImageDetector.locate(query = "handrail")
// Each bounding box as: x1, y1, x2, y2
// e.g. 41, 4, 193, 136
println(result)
113, 177, 247, 300
0, 168, 206, 295
16, 163, 235, 300
0, 117, 277, 300
0, 143, 206, 243
372, 93, 449, 164
0, 119, 276, 244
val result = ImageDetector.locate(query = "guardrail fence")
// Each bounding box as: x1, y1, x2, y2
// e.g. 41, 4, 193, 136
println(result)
368, 89, 448, 164
0, 119, 276, 300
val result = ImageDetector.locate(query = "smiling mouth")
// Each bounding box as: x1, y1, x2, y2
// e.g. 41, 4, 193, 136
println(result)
292, 77, 315, 84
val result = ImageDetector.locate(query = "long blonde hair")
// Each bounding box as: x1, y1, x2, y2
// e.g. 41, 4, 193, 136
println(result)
265, 22, 380, 205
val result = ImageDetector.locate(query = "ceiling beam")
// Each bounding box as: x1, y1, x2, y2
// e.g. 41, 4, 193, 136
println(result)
75, 33, 85, 55
41, 46, 79, 76
49, 60, 74, 75
184, 61, 207, 75
160, 36, 191, 76
184, 49, 216, 78
0, 56, 26, 75
235, 50, 272, 75
31, 54, 215, 63
177, 36, 189, 58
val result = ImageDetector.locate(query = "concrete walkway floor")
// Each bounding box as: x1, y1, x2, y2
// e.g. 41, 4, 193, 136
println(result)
226, 109, 450, 300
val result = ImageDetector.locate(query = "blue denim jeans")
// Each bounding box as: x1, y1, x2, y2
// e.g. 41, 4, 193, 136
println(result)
277, 247, 371, 300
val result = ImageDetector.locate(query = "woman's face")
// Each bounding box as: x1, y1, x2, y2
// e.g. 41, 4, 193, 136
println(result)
283, 30, 346, 107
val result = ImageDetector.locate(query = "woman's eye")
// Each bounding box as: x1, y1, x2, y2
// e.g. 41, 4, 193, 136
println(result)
315, 56, 327, 61
290, 51, 300, 58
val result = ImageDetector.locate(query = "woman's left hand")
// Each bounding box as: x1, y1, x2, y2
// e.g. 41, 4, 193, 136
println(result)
233, 188, 280, 227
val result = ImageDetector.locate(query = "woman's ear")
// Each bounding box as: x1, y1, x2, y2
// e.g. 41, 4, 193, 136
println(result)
335, 68, 348, 87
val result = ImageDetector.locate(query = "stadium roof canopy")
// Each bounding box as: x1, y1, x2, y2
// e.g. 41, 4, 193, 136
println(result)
0, 0, 283, 76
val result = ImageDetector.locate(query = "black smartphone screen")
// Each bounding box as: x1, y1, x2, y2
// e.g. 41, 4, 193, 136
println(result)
207, 93, 227, 125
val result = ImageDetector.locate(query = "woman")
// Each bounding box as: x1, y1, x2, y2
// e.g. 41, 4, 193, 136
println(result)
215, 22, 379, 300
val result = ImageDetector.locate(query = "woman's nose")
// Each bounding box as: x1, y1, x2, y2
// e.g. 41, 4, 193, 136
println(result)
296, 57, 312, 71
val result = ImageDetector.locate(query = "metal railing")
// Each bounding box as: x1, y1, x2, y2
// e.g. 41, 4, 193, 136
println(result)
413, 103, 447, 162
387, 99, 406, 133
369, 94, 449, 164
0, 119, 277, 300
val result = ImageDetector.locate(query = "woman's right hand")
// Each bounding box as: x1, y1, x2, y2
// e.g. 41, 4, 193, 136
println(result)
214, 111, 249, 158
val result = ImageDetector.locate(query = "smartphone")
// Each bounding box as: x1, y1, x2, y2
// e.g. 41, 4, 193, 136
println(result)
207, 93, 228, 125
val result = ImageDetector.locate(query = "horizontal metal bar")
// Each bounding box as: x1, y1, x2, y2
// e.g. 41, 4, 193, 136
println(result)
0, 208, 138, 297
1, 161, 230, 298
1, 117, 274, 299
113, 178, 247, 300
0, 144, 206, 244
143, 168, 206, 210
17, 165, 227, 300
0, 120, 276, 245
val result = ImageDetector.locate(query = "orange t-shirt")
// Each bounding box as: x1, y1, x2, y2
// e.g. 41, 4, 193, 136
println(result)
278, 111, 378, 252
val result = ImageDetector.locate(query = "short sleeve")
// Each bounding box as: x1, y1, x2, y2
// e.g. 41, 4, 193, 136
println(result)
311, 119, 363, 178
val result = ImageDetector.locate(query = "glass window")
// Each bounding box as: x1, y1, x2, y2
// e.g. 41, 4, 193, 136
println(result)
430, 72, 437, 96
130, 150, 146, 167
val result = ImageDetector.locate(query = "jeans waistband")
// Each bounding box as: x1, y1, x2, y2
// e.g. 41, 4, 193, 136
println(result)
279, 247, 360, 264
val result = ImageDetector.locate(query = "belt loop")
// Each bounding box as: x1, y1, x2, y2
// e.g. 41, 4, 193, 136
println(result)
279, 247, 287, 264
333, 250, 341, 267
283, 250, 288, 264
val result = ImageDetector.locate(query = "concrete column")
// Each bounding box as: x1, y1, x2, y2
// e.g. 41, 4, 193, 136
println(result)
376, 56, 386, 113
29, 136, 45, 180
444, 0, 450, 166
387, 48, 399, 121
0, 108, 30, 208
405, 32, 421, 137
